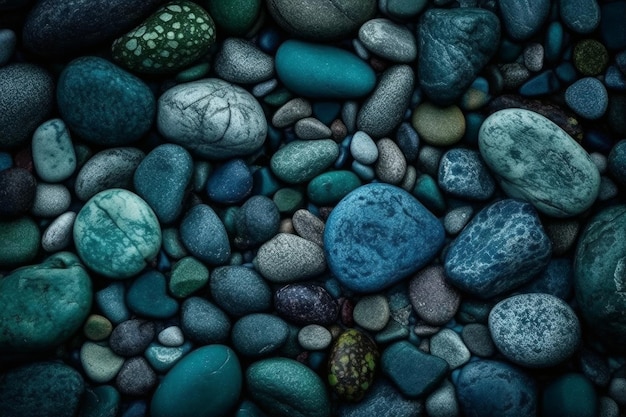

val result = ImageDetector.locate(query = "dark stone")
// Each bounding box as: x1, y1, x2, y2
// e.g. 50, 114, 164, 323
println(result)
337, 379, 423, 417
115, 357, 157, 396
499, 0, 550, 40
274, 283, 338, 325
109, 319, 156, 357
206, 159, 253, 205
0, 168, 36, 217
180, 297, 231, 344
210, 266, 272, 317
235, 195, 281, 249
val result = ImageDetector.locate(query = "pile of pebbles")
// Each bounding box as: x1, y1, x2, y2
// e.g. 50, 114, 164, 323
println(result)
1, 0, 626, 416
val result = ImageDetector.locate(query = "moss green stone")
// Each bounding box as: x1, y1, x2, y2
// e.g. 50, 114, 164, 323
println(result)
73, 188, 162, 279
83, 314, 113, 341
307, 170, 362, 206
0, 252, 92, 353
0, 216, 39, 267
206, 0, 261, 35
271, 140, 339, 184
573, 39, 609, 76
112, 0, 216, 74
169, 256, 210, 298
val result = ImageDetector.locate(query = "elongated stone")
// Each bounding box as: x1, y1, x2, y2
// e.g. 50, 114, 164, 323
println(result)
271, 140, 339, 184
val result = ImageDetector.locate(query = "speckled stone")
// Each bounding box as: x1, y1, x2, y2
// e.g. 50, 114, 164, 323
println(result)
412, 103, 466, 146
179, 204, 230, 265
565, 77, 608, 120
210, 265, 272, 316
443, 206, 473, 236
272, 98, 312, 128
573, 39, 609, 76
0, 29, 16, 65
430, 328, 470, 370
298, 325, 332, 350
83, 314, 113, 341
215, 37, 274, 84
294, 117, 332, 140
0, 167, 37, 216
350, 131, 378, 165
353, 295, 390, 331
461, 323, 495, 357
409, 265, 461, 326
274, 283, 338, 325
180, 297, 231, 344
254, 233, 326, 283
109, 319, 155, 357
438, 148, 495, 201
31, 118, 76, 183
231, 313, 289, 357
31, 183, 71, 218
337, 378, 424, 417
375, 138, 407, 185
358, 18, 417, 62
499, 0, 550, 40
115, 356, 157, 396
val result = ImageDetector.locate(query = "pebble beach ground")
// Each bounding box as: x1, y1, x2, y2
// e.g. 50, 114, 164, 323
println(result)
1, 0, 626, 416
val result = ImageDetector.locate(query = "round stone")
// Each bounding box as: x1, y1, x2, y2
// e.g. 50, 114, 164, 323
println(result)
409, 265, 461, 326
411, 102, 465, 146
207, 0, 261, 35
254, 233, 326, 283
352, 295, 390, 332
0, 216, 40, 267
83, 314, 113, 341
73, 189, 162, 279
179, 204, 230, 265
565, 77, 608, 120
573, 39, 609, 76
231, 313, 289, 357
31, 183, 71, 218
298, 325, 332, 350
274, 283, 338, 325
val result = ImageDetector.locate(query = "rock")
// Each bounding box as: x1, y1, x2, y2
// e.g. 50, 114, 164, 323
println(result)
443, 206, 473, 236
518, 258, 573, 300
31, 118, 76, 183
158, 326, 184, 347
215, 38, 274, 84
444, 199, 552, 299
207, 0, 261, 35
145, 341, 193, 373
271, 139, 339, 184
206, 159, 253, 204
375, 138, 407, 184
425, 379, 459, 417
337, 379, 424, 417
438, 148, 495, 201
294, 117, 332, 140
151, 345, 242, 417
0, 361, 84, 417
115, 357, 157, 396
158, 78, 266, 159
0, 63, 54, 148
542, 373, 598, 417
0, 167, 37, 216
112, 1, 216, 74
479, 109, 600, 217
0, 216, 40, 267
80, 385, 120, 417
22, 0, 163, 56
96, 283, 131, 325
307, 170, 362, 206
275, 40, 376, 99
231, 313, 289, 357
179, 204, 230, 265
461, 323, 495, 357
83, 314, 113, 341
418, 8, 500, 105
180, 297, 230, 344
350, 131, 378, 165
358, 18, 417, 62
565, 77, 608, 120
0, 252, 92, 353
456, 360, 537, 417
272, 98, 312, 128
498, 0, 550, 40
0, 28, 16, 65
254, 233, 326, 283
430, 328, 471, 369
600, 1, 626, 50
352, 295, 390, 331
298, 325, 332, 350
274, 283, 338, 325
57, 56, 156, 146
356, 65, 414, 138
292, 209, 325, 247
411, 102, 465, 146
409, 265, 461, 326
80, 342, 125, 383
31, 183, 71, 217
168, 256, 210, 298
210, 266, 272, 317
235, 195, 281, 248
73, 189, 162, 279
246, 357, 331, 417
328, 329, 379, 402
523, 43, 544, 72
266, 0, 375, 41
324, 183, 444, 292
126, 271, 179, 318
109, 319, 155, 357
560, 0, 600, 34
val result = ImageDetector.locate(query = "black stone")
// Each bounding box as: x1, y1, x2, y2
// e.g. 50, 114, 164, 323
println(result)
109, 319, 155, 357
0, 168, 37, 216
274, 283, 338, 325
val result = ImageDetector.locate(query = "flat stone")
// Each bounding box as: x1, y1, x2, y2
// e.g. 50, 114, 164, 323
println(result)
215, 38, 274, 84
254, 233, 326, 283
565, 77, 608, 120
31, 118, 76, 183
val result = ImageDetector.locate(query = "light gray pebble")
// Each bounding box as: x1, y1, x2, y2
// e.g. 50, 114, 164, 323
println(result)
214, 38, 274, 84
500, 62, 531, 90
42, 211, 76, 252
350, 131, 378, 164
353, 294, 390, 332
400, 165, 417, 192
272, 98, 312, 128
31, 118, 76, 183
292, 209, 325, 247
32, 183, 71, 217
444, 206, 474, 235
358, 18, 417, 63
294, 117, 332, 140
352, 38, 370, 60
417, 145, 443, 177
523, 43, 544, 72
409, 265, 461, 326
430, 328, 470, 369
599, 396, 620, 417
157, 326, 184, 347
461, 323, 495, 357
0, 29, 17, 66
598, 176, 619, 201
590, 152, 608, 174
254, 233, 326, 283
342, 101, 359, 133
375, 138, 407, 184
298, 324, 332, 350
252, 78, 278, 97
425, 379, 459, 417
115, 357, 156, 396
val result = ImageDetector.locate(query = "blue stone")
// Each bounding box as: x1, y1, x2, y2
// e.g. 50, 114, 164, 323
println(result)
206, 159, 253, 204
518, 70, 560, 96
96, 283, 130, 324
462, 112, 484, 146
544, 21, 564, 64
180, 204, 231, 265
180, 297, 231, 344
564, 77, 608, 119
257, 27, 281, 54
252, 167, 282, 196
560, 0, 600, 34
235, 195, 280, 248
444, 199, 552, 299
605, 65, 626, 91
126, 270, 178, 319
231, 313, 289, 357
313, 101, 341, 125
0, 152, 12, 171
438, 149, 495, 201
518, 258, 573, 300
600, 1, 626, 50
499, 0, 550, 40
554, 62, 578, 84
324, 183, 444, 292
412, 174, 446, 214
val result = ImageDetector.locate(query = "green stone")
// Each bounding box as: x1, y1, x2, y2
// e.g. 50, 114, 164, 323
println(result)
206, 0, 261, 35
0, 252, 92, 353
73, 188, 162, 279
80, 385, 120, 417
151, 345, 242, 417
112, 0, 216, 74
271, 140, 339, 184
175, 62, 211, 82
169, 256, 210, 298
0, 216, 39, 267
307, 170, 362, 206
83, 314, 113, 341
80, 342, 125, 383
246, 357, 331, 417
328, 329, 379, 402
573, 39, 609, 76
273, 187, 305, 214
264, 88, 293, 107
542, 373, 597, 417
412, 174, 446, 214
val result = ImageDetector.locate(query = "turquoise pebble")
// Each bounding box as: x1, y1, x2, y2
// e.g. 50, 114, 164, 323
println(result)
126, 271, 178, 318
206, 159, 253, 204
0, 152, 12, 170
462, 112, 484, 145
412, 174, 446, 214
544, 21, 564, 64
0, 216, 40, 268
235, 195, 280, 247
235, 400, 269, 417
95, 283, 131, 324
210, 265, 272, 316
252, 166, 282, 196
554, 62, 578, 84
518, 70, 560, 96
351, 161, 376, 181
31, 118, 76, 183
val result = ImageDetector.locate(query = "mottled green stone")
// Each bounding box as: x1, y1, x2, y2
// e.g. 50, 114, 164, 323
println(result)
0, 216, 39, 267
573, 39, 609, 76
0, 252, 92, 353
307, 170, 362, 206
112, 0, 216, 74
271, 140, 339, 184
273, 187, 305, 214
206, 0, 261, 35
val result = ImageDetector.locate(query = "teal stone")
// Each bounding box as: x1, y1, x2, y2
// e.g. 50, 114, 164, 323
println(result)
57, 56, 155, 146
126, 270, 178, 318
31, 118, 76, 183
207, 0, 261, 35
80, 385, 120, 417
112, 0, 216, 74
0, 252, 92, 353
307, 170, 362, 206
575, 205, 626, 351
246, 357, 331, 417
542, 373, 597, 417
235, 400, 268, 417
412, 174, 446, 214
169, 256, 210, 298
231, 313, 289, 357
275, 40, 376, 99
0, 216, 40, 267
0, 361, 84, 417
74, 189, 162, 279
145, 341, 193, 373
479, 108, 600, 217
271, 140, 339, 184
151, 345, 242, 417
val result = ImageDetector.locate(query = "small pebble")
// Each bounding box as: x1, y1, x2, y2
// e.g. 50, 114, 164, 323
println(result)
353, 295, 390, 332
412, 103, 465, 146
272, 98, 313, 128
83, 314, 114, 342
109, 319, 156, 357
115, 357, 157, 396
157, 326, 185, 347
298, 325, 332, 350
430, 328, 470, 370
41, 211, 76, 252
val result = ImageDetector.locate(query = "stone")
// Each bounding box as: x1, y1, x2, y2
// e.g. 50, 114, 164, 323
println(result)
254, 233, 326, 283
206, 159, 253, 205
560, 0, 600, 34
145, 341, 193, 373
375, 138, 407, 185
328, 329, 379, 402
350, 131, 378, 165
169, 256, 210, 298
57, 56, 155, 146
352, 295, 390, 331
157, 78, 267, 159
31, 118, 76, 183
210, 265, 272, 316
207, 0, 261, 35
158, 326, 184, 347
272, 98, 312, 128
438, 148, 495, 200
461, 323, 495, 357
126, 271, 179, 318
31, 183, 71, 218
324, 183, 444, 293
565, 77, 608, 120
0, 28, 16, 65
292, 209, 325, 247
272, 140, 339, 184
234, 195, 281, 248
518, 258, 573, 300
443, 206, 473, 236
180, 297, 230, 344
600, 1, 626, 50
411, 103, 465, 146
73, 189, 162, 279
418, 8, 500, 105
0, 216, 40, 267
298, 325, 332, 351
337, 378, 423, 417
215, 38, 274, 84
307, 170, 362, 206
430, 328, 471, 370
112, 1, 216, 74
479, 109, 600, 217
83, 314, 113, 341
294, 117, 332, 140
573, 39, 609, 76
80, 342, 125, 383
358, 18, 416, 62
444, 199, 552, 299
96, 283, 131, 325
246, 357, 331, 417
231, 313, 289, 357
266, 0, 375, 41
80, 385, 120, 417
116, 357, 157, 396
275, 40, 376, 99
542, 373, 598, 417
274, 283, 338, 325
152, 345, 242, 417
0, 252, 92, 353
0, 63, 54, 148
409, 265, 461, 326
0, 167, 37, 217
180, 204, 230, 265
499, 0, 550, 40
109, 319, 155, 357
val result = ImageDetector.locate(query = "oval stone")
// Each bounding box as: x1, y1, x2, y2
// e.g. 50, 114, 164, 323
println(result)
151, 345, 242, 417
274, 283, 338, 325
479, 108, 600, 217
180, 204, 231, 265
254, 233, 326, 283
271, 139, 339, 184
73, 189, 162, 279
157, 78, 267, 159
324, 183, 444, 293
0, 252, 92, 353
275, 40, 376, 99
231, 313, 289, 357
31, 118, 76, 183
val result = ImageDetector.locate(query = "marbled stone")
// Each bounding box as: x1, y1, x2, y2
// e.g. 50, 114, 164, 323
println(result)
438, 148, 495, 201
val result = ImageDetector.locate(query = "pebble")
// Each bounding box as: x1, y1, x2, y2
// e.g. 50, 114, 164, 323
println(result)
600, 397, 620, 417
356, 65, 414, 138
152, 345, 242, 417
479, 109, 600, 217
489, 293, 581, 367
0, 217, 39, 267
31, 118, 76, 183
231, 313, 289, 357
157, 326, 184, 347
430, 328, 471, 370
565, 77, 608, 119
109, 319, 155, 357
254, 233, 326, 283
275, 283, 338, 325
80, 385, 120, 417
126, 271, 178, 318
500, 63, 531, 89
412, 103, 466, 146
0, 167, 37, 216
542, 373, 597, 417
180, 297, 231, 344
57, 57, 155, 146
272, 98, 312, 128
292, 209, 325, 247
461, 323, 495, 357
573, 39, 609, 76
409, 265, 461, 326
246, 357, 331, 417
96, 283, 131, 325
518, 258, 573, 300
31, 183, 71, 217
234, 195, 280, 248
208, 0, 260, 35
157, 78, 267, 159
116, 357, 157, 396
445, 199, 552, 299
425, 379, 459, 417
80, 342, 125, 383
560, 0, 601, 33
274, 188, 305, 214
210, 265, 272, 316
499, 0, 550, 40
375, 138, 407, 184
215, 38, 274, 84
298, 325, 332, 351
353, 295, 390, 331
0, 29, 16, 65
600, 1, 626, 50
337, 379, 424, 417
324, 183, 444, 292
294, 117, 332, 140
350, 131, 378, 165
523, 43, 544, 72
438, 148, 495, 201
0, 252, 92, 353
145, 341, 193, 374
358, 18, 416, 62
270, 139, 338, 183
179, 204, 230, 265
307, 170, 362, 206
168, 256, 209, 298
83, 314, 113, 341
443, 206, 473, 235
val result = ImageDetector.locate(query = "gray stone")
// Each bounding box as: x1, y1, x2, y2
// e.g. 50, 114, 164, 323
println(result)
31, 183, 71, 218
375, 138, 407, 185
231, 313, 289, 357
353, 295, 390, 331
461, 323, 495, 357
42, 211, 76, 252
115, 357, 157, 396
443, 206, 473, 235
499, 0, 550, 40
409, 265, 461, 326
565, 76, 608, 120
298, 324, 332, 350
523, 43, 544, 72
294, 117, 332, 140
292, 209, 325, 247
180, 297, 231, 344
109, 319, 155, 357
560, 0, 601, 34
254, 233, 326, 283
338, 379, 424, 417
350, 131, 378, 165
599, 397, 620, 417
210, 265, 272, 317
31, 118, 76, 183
425, 380, 459, 417
272, 98, 312, 128
500, 63, 531, 89
214, 38, 274, 84
358, 18, 417, 62
430, 328, 470, 369
157, 326, 184, 347
80, 342, 125, 383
